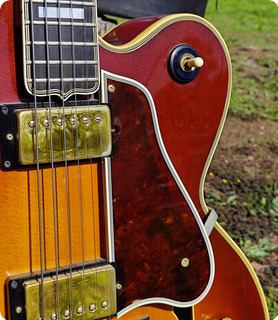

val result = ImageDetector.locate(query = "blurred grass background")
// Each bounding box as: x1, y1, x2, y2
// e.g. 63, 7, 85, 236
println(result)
205, 0, 278, 317
205, 0, 278, 120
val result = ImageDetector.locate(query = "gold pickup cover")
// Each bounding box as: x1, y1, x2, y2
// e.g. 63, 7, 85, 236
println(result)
24, 265, 116, 320
16, 105, 111, 165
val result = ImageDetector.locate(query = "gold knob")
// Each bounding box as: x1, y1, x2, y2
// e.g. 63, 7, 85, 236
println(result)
180, 54, 204, 72
186, 57, 204, 68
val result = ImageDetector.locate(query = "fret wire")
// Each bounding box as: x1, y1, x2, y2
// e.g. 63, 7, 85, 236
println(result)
27, 60, 99, 65
26, 41, 98, 46
27, 0, 96, 6
27, 78, 98, 83
23, 0, 100, 99
26, 20, 97, 27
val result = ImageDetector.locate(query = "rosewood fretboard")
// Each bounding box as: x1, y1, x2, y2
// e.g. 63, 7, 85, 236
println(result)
23, 0, 99, 100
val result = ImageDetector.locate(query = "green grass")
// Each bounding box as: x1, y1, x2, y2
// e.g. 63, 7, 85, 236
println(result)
205, 0, 278, 47
205, 0, 278, 121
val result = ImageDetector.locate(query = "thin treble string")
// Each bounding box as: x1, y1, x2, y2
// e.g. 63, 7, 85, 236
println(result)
43, 0, 63, 318
29, 0, 45, 319
96, 13, 113, 318
57, 3, 75, 319
98, 24, 113, 320
87, 1, 102, 318
67, 0, 85, 316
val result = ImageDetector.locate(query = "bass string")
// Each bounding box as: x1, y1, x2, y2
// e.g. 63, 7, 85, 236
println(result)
29, 0, 46, 318
41, 0, 61, 318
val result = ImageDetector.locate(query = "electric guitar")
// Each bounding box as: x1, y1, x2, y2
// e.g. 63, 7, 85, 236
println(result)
0, 0, 268, 319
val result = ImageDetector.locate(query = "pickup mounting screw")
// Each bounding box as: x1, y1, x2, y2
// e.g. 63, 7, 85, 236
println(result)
4, 160, 11, 168
116, 282, 123, 290
15, 306, 22, 314
2, 106, 8, 115
181, 257, 190, 268
11, 280, 18, 289
6, 134, 14, 141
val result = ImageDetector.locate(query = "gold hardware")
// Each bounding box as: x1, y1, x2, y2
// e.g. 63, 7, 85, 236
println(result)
116, 282, 123, 290
41, 117, 50, 128
63, 310, 71, 318
180, 54, 204, 73
89, 304, 96, 312
6, 133, 14, 141
16, 105, 112, 165
186, 57, 204, 68
24, 265, 117, 320
108, 84, 116, 93
181, 257, 190, 268
15, 306, 22, 314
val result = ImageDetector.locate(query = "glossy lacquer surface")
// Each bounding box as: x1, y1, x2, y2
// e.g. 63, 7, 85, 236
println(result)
100, 15, 268, 319
0, 3, 268, 319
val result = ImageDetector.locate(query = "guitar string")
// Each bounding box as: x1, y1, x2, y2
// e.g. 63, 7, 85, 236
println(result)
61, 13, 75, 320
29, 0, 45, 318
67, 0, 87, 317
42, 1, 63, 319
93, 2, 102, 319
94, 4, 113, 319
81, 0, 96, 318
54, 0, 75, 317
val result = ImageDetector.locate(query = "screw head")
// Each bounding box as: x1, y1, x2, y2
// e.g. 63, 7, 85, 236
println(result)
2, 106, 8, 115
15, 306, 22, 314
10, 280, 18, 289
108, 84, 115, 93
89, 304, 96, 312
42, 118, 50, 128
6, 133, 14, 141
181, 257, 190, 268
82, 115, 90, 126
4, 160, 11, 168
116, 282, 123, 290
94, 115, 103, 125
56, 118, 64, 127
29, 120, 36, 128
63, 310, 71, 318
101, 301, 108, 309
76, 306, 84, 315
69, 117, 77, 126
50, 313, 58, 320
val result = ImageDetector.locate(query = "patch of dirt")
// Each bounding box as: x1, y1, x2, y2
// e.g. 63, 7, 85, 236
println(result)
205, 116, 278, 294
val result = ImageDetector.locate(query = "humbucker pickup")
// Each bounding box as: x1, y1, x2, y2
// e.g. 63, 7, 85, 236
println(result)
16, 105, 111, 165
6, 261, 117, 320
0, 104, 112, 169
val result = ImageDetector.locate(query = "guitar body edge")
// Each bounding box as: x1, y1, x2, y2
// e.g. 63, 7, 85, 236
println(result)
100, 14, 269, 320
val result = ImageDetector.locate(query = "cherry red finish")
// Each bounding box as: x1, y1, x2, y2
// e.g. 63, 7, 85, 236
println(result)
100, 17, 267, 319
100, 18, 229, 219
